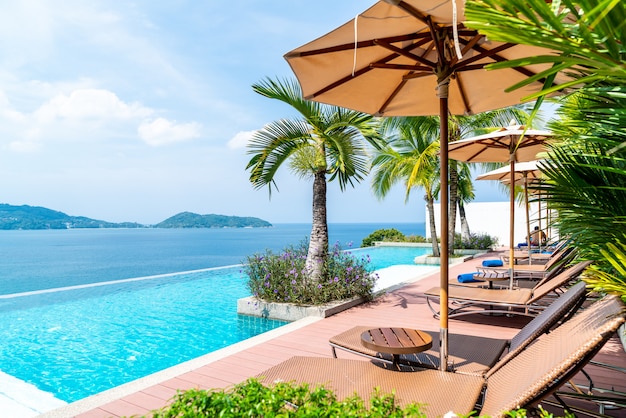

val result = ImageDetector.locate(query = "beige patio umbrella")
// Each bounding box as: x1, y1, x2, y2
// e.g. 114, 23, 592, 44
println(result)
476, 160, 545, 264
448, 127, 551, 286
283, 0, 570, 370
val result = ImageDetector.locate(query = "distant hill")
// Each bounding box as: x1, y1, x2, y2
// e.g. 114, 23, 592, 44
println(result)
155, 212, 272, 228
0, 204, 272, 230
0, 204, 143, 230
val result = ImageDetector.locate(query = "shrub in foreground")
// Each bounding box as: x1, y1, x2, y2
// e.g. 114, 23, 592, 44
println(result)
244, 241, 376, 305
146, 379, 574, 418
148, 378, 425, 417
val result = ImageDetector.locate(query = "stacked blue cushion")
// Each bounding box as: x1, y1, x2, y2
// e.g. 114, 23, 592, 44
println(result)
482, 259, 504, 267
457, 272, 482, 283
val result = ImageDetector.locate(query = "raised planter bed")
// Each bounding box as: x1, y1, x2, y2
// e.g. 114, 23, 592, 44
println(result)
237, 296, 367, 322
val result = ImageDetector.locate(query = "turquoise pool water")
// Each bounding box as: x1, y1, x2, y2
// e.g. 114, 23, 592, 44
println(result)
0, 267, 286, 402
0, 244, 431, 403
355, 245, 431, 270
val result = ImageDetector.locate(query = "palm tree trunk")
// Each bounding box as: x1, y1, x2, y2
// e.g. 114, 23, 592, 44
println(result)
459, 201, 471, 241
306, 171, 329, 282
426, 195, 440, 257
448, 161, 458, 256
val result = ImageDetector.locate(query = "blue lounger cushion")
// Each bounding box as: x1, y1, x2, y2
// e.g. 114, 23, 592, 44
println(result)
482, 259, 504, 267
457, 272, 482, 283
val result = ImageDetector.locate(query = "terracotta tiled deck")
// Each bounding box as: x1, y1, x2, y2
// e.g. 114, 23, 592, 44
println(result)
42, 252, 626, 417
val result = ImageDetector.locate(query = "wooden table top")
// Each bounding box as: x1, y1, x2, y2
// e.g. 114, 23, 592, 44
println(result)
360, 327, 433, 355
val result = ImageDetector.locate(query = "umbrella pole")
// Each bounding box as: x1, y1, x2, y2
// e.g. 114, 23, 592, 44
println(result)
525, 173, 531, 265
509, 158, 515, 289
538, 189, 543, 252
438, 85, 449, 372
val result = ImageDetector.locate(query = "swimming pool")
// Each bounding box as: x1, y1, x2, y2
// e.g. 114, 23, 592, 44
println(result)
0, 268, 287, 403
0, 245, 432, 404
354, 244, 431, 270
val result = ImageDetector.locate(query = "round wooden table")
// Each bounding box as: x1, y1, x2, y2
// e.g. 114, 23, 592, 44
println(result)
360, 327, 433, 366
474, 272, 510, 289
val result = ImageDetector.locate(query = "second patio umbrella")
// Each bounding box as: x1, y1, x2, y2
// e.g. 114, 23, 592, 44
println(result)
283, 0, 570, 370
448, 126, 551, 286
476, 160, 545, 264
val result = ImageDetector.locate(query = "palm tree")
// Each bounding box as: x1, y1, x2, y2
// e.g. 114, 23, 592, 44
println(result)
246, 77, 381, 282
465, 0, 626, 299
371, 117, 441, 257
372, 109, 530, 256
457, 164, 475, 242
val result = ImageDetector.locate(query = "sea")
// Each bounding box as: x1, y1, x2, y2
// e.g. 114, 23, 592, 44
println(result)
0, 223, 426, 295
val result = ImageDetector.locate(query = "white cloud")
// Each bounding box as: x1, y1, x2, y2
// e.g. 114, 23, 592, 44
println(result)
227, 130, 256, 149
34, 88, 151, 123
138, 117, 202, 146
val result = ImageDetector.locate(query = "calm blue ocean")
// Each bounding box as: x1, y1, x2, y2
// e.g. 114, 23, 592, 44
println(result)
0, 223, 425, 295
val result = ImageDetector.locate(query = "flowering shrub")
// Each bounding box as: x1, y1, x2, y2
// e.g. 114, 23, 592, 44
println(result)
244, 241, 376, 305
454, 232, 498, 250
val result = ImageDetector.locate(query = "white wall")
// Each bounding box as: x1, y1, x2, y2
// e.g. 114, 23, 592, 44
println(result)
426, 201, 549, 248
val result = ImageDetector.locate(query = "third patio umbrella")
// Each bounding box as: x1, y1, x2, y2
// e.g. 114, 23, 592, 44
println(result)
476, 160, 545, 264
448, 126, 551, 286
283, 0, 570, 370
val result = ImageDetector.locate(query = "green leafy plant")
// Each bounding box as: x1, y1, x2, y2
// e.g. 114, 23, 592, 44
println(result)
583, 238, 626, 303
145, 379, 575, 418
506, 406, 575, 418
147, 378, 426, 417
454, 232, 499, 250
361, 228, 407, 247
361, 228, 428, 247
244, 241, 376, 305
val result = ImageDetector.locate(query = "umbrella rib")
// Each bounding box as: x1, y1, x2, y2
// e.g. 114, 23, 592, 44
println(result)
471, 43, 563, 88
371, 63, 434, 72
394, 1, 431, 26
454, 73, 472, 115
448, 33, 483, 68
284, 33, 431, 59
451, 42, 517, 72
305, 47, 408, 99
425, 16, 447, 73
374, 39, 436, 69
378, 78, 409, 116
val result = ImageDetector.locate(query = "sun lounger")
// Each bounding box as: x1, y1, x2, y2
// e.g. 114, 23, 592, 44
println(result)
480, 245, 575, 281
329, 281, 587, 375
424, 261, 592, 318
257, 295, 625, 418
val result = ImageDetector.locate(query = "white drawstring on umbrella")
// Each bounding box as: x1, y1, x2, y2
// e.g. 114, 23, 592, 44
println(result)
352, 14, 359, 77
452, 0, 463, 60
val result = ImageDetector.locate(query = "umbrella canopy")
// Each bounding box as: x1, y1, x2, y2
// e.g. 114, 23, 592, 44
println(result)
283, 0, 570, 371
475, 160, 543, 183
285, 1, 571, 117
449, 126, 551, 283
477, 160, 546, 263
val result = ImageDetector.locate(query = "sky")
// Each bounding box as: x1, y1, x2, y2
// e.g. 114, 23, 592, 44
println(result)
0, 0, 516, 225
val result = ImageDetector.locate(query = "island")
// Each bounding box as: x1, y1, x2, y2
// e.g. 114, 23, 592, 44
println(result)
155, 212, 272, 228
0, 204, 272, 230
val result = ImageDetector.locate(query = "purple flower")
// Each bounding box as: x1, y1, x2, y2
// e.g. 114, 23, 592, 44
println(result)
291, 280, 296, 285
334, 277, 339, 282
317, 284, 322, 289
